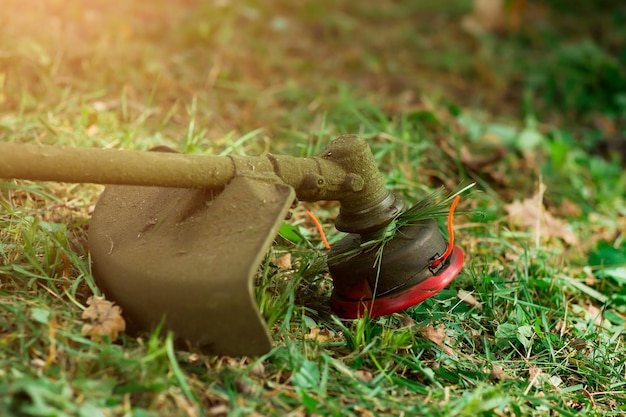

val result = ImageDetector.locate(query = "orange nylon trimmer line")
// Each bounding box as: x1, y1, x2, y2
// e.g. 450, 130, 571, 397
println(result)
305, 210, 331, 251
430, 195, 461, 268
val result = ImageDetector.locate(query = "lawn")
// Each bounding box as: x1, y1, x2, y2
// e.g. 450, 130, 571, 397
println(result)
1, 0, 625, 416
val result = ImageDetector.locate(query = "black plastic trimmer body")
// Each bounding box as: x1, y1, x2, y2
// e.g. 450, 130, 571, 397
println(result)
328, 219, 464, 319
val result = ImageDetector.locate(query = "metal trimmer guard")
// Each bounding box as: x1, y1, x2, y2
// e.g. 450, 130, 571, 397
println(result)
89, 176, 294, 355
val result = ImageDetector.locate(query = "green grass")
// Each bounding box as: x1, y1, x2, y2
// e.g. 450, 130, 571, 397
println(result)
1, 0, 626, 416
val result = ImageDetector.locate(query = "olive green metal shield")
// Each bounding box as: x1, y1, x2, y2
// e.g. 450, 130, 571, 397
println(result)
89, 176, 295, 356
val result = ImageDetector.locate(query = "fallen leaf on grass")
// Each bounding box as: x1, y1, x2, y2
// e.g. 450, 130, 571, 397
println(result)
416, 324, 455, 356
585, 303, 603, 327
490, 364, 509, 381
171, 387, 199, 417
505, 182, 578, 245
156, 387, 199, 417
554, 320, 567, 336
570, 337, 588, 351
462, 0, 505, 35
249, 363, 265, 379
584, 269, 599, 286
558, 198, 582, 218
355, 369, 374, 383
594, 114, 618, 137
304, 326, 335, 343
235, 378, 257, 395
271, 253, 292, 269
208, 404, 229, 417
523, 365, 544, 395
416, 324, 445, 345
354, 406, 376, 417
399, 315, 416, 328
81, 296, 126, 341
458, 289, 482, 310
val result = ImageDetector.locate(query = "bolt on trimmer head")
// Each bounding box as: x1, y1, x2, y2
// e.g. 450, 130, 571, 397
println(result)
0, 135, 467, 355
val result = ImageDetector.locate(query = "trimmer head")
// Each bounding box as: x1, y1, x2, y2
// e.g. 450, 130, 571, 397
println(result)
328, 219, 464, 319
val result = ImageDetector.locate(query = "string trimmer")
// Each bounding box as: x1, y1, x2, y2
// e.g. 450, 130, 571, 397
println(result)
0, 135, 464, 355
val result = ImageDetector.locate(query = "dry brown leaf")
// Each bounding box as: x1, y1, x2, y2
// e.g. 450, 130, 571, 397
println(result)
416, 324, 455, 356
30, 358, 46, 369
554, 320, 567, 336
570, 337, 588, 351
170, 387, 199, 417
354, 406, 376, 417
584, 271, 599, 286
187, 353, 201, 364
416, 324, 445, 346
443, 345, 456, 357
81, 296, 126, 341
287, 407, 307, 417
558, 198, 582, 218
249, 363, 265, 379
155, 387, 199, 417
458, 289, 483, 310
505, 183, 578, 245
355, 369, 374, 383
593, 114, 618, 137
272, 253, 292, 269
208, 404, 229, 417
490, 364, 509, 381
304, 326, 334, 343
586, 303, 603, 327
235, 378, 256, 395
524, 365, 543, 395
304, 325, 320, 341
399, 315, 416, 328
462, 0, 526, 35
462, 0, 505, 35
